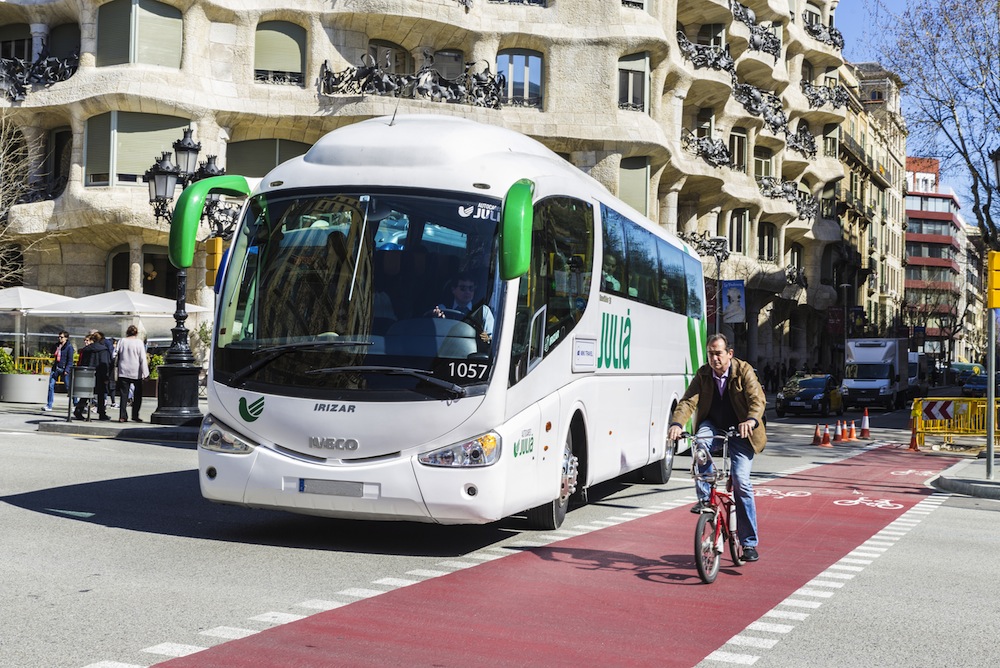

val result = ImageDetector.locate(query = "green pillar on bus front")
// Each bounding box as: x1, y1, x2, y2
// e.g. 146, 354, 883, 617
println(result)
168, 175, 251, 269
501, 178, 534, 280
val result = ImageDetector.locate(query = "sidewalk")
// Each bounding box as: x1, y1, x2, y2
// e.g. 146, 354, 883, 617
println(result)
931, 455, 1000, 500
1, 395, 201, 443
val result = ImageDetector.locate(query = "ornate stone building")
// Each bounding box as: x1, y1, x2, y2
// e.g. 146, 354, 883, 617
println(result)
1, 0, 853, 363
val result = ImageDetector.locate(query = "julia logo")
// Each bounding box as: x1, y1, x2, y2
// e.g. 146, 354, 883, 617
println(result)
239, 396, 265, 422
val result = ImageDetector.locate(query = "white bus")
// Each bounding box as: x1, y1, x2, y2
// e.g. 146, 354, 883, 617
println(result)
179, 115, 707, 529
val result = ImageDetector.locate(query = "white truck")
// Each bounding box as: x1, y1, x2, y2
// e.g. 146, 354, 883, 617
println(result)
842, 338, 909, 411
907, 351, 929, 399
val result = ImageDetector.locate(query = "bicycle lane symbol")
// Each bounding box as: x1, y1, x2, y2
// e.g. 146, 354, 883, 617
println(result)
754, 488, 811, 499
832, 496, 904, 509
890, 469, 937, 476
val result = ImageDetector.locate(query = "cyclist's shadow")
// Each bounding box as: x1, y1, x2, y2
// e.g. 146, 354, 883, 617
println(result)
523, 545, 734, 585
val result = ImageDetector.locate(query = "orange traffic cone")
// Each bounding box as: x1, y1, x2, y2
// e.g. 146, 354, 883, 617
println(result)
833, 420, 843, 442
908, 420, 919, 451
847, 420, 858, 441
812, 424, 822, 445
819, 424, 832, 447
860, 408, 871, 439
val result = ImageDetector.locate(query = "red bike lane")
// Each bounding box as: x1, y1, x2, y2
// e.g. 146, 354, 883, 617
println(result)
157, 446, 956, 667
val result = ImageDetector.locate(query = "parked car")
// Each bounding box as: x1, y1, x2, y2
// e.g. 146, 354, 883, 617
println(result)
775, 374, 845, 417
960, 372, 1000, 398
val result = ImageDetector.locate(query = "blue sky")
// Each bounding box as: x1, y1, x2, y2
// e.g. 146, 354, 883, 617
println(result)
835, 0, 907, 63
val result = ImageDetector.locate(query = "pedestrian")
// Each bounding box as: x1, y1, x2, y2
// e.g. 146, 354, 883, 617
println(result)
667, 333, 767, 562
762, 363, 773, 394
115, 325, 149, 423
74, 332, 111, 421
43, 331, 74, 412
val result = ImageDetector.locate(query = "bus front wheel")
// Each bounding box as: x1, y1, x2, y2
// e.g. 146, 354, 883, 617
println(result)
640, 437, 675, 485
525, 430, 579, 530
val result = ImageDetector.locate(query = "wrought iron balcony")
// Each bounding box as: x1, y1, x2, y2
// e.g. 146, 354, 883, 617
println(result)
0, 51, 79, 102
676, 32, 736, 76
785, 264, 808, 288
733, 81, 787, 134
803, 16, 845, 50
730, 1, 782, 61
757, 177, 817, 220
787, 124, 818, 159
319, 57, 506, 109
681, 129, 733, 168
801, 81, 850, 109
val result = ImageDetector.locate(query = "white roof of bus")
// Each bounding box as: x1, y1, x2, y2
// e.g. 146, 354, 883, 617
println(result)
257, 114, 593, 199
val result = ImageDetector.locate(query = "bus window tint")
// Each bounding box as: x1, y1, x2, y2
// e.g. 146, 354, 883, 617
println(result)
657, 240, 687, 314
683, 252, 705, 319
511, 197, 594, 384
625, 223, 658, 305
601, 209, 627, 296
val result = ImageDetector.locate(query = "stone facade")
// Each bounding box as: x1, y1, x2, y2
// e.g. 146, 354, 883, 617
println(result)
2, 0, 858, 365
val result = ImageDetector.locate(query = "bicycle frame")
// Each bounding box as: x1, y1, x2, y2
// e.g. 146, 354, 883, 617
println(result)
684, 428, 745, 583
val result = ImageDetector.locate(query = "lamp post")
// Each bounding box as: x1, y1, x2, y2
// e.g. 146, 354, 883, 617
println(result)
839, 283, 851, 371
143, 128, 203, 426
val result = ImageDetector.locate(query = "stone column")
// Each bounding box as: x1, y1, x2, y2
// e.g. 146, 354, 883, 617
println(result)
30, 24, 48, 61
129, 238, 143, 293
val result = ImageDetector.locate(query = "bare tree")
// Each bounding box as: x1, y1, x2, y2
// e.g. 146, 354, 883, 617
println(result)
0, 110, 43, 286
869, 0, 1000, 249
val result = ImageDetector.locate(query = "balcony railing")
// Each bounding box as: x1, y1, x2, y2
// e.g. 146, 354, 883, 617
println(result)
730, 1, 781, 61
676, 32, 736, 76
803, 16, 845, 50
801, 81, 850, 109
681, 129, 733, 168
0, 52, 78, 102
319, 57, 506, 109
733, 81, 787, 134
787, 124, 818, 159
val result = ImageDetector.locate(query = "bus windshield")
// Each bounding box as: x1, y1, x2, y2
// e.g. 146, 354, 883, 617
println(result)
213, 188, 503, 399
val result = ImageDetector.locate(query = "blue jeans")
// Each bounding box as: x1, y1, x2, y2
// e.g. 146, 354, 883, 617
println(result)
694, 420, 759, 548
46, 368, 71, 409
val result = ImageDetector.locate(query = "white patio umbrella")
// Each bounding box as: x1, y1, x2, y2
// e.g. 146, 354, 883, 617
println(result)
0, 287, 69, 359
37, 289, 209, 316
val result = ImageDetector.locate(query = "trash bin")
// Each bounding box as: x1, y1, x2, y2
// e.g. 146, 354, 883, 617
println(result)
67, 367, 96, 422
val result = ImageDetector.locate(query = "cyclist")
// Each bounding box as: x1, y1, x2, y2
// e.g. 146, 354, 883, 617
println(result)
668, 333, 766, 562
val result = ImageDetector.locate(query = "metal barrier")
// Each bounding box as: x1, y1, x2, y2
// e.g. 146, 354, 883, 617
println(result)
911, 397, 995, 446
15, 356, 54, 375
67, 367, 97, 422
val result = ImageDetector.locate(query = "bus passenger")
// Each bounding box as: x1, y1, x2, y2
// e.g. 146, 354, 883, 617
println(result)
667, 333, 766, 562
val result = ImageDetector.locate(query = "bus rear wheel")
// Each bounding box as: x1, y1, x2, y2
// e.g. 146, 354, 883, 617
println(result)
526, 430, 579, 530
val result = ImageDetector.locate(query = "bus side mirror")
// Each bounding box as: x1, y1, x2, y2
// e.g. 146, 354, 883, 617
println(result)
169, 175, 251, 269
500, 179, 534, 280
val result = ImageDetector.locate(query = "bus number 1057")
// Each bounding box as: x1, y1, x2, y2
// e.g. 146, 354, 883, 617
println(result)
447, 362, 489, 380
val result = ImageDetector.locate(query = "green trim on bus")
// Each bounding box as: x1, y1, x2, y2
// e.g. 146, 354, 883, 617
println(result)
500, 178, 534, 280
168, 175, 251, 268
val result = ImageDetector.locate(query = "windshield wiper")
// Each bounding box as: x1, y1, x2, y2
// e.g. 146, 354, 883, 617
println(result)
229, 340, 373, 385
305, 365, 468, 398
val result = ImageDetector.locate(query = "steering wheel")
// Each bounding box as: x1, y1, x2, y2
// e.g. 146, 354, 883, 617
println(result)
423, 307, 487, 338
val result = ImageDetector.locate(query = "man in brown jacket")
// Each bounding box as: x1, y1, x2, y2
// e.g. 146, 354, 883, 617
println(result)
668, 333, 766, 562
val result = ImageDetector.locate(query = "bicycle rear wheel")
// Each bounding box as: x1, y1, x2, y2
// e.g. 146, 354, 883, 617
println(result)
695, 512, 721, 583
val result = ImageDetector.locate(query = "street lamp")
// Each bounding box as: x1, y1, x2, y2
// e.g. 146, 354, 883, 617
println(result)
839, 283, 851, 369
143, 128, 203, 426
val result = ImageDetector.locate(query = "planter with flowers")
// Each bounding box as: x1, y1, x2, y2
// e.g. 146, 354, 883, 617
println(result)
142, 353, 164, 398
0, 349, 49, 404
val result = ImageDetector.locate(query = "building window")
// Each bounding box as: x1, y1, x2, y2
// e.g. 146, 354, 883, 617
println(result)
0, 24, 31, 60
729, 127, 748, 172
45, 127, 73, 198
823, 123, 838, 157
109, 244, 176, 299
226, 138, 311, 178
96, 0, 182, 68
696, 108, 714, 138
618, 52, 648, 112
619, 156, 649, 216
433, 49, 465, 80
85, 111, 190, 186
497, 49, 543, 107
729, 209, 748, 255
369, 40, 412, 75
801, 59, 814, 84
697, 24, 725, 48
804, 3, 822, 26
758, 222, 777, 262
753, 147, 773, 180
789, 242, 804, 269
255, 21, 306, 85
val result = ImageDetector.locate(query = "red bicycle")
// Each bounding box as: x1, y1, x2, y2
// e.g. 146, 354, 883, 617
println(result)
682, 427, 745, 583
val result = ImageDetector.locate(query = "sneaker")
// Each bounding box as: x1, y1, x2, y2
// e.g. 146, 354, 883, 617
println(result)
41, 406, 52, 412
690, 501, 711, 514
98, 415, 111, 421
742, 546, 760, 562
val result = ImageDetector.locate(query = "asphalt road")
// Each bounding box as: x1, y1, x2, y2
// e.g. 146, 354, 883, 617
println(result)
1, 407, 998, 668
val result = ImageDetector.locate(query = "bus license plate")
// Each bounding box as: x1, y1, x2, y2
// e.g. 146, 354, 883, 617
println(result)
300, 479, 364, 497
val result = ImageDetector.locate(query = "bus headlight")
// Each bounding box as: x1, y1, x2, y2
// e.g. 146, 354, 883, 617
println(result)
199, 414, 257, 454
418, 432, 501, 467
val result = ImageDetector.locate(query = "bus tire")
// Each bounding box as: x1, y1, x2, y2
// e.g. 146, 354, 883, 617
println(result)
525, 429, 578, 530
640, 437, 675, 485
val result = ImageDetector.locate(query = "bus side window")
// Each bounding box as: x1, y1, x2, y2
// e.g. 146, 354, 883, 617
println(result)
510, 197, 594, 386
657, 240, 687, 315
601, 208, 627, 296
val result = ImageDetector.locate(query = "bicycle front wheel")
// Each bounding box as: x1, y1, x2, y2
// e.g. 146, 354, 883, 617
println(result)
728, 530, 745, 566
695, 512, 721, 583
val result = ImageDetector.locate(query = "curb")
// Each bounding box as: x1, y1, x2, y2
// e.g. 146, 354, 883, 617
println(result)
930, 457, 1000, 500
37, 420, 198, 442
